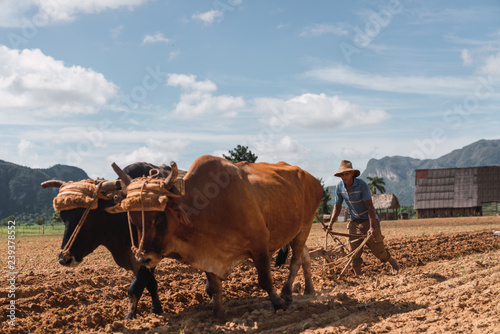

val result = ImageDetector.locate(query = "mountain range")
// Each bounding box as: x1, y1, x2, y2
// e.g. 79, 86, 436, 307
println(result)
360, 139, 500, 205
0, 160, 88, 221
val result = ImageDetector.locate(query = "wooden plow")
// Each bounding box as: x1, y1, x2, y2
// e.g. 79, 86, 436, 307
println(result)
309, 214, 372, 278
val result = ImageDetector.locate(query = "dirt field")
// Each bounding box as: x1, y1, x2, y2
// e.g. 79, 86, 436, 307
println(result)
1, 218, 500, 333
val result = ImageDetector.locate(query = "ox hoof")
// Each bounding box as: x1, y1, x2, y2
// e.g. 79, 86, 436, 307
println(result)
272, 297, 287, 311
304, 286, 315, 295
213, 309, 226, 322
150, 305, 163, 315
279, 290, 293, 306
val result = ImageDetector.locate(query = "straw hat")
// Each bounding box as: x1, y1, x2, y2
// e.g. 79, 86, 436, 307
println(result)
334, 160, 360, 177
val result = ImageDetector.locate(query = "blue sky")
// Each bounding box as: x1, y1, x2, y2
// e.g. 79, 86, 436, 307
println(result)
1, 0, 499, 185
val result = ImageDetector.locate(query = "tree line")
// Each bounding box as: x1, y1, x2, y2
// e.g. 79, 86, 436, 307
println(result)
0, 212, 62, 227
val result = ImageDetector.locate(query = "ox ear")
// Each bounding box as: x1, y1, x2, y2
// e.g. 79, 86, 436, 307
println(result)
170, 202, 192, 227
104, 204, 127, 214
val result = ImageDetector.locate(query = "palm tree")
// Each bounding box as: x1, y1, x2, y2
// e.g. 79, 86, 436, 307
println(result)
367, 176, 386, 194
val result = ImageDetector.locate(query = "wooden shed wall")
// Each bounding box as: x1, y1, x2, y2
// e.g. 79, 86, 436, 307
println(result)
452, 168, 478, 208
414, 166, 500, 218
477, 166, 500, 203
414, 167, 478, 210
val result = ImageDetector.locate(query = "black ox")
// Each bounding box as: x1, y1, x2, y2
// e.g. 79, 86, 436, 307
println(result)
42, 162, 184, 319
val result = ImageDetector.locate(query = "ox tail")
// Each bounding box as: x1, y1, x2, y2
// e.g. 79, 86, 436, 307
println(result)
275, 244, 290, 267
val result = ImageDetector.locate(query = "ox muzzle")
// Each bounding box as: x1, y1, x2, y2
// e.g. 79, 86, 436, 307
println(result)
57, 251, 81, 267
134, 250, 162, 268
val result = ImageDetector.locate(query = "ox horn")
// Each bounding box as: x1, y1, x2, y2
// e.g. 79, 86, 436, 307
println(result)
111, 162, 132, 186
163, 161, 178, 190
41, 180, 66, 189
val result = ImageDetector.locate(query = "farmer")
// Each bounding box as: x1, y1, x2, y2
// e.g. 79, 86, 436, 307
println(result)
327, 160, 399, 276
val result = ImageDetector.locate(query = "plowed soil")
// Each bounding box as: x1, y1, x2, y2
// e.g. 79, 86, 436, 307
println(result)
2, 222, 500, 333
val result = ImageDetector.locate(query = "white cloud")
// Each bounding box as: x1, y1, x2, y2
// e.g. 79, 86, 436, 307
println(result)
299, 23, 348, 37
461, 49, 473, 66
11, 125, 243, 178
142, 32, 171, 44
18, 139, 35, 156
107, 138, 188, 168
15, 139, 42, 167
254, 93, 390, 129
306, 64, 478, 96
167, 74, 217, 92
252, 136, 310, 166
0, 0, 151, 27
477, 51, 500, 76
0, 45, 118, 116
167, 73, 245, 118
192, 9, 223, 25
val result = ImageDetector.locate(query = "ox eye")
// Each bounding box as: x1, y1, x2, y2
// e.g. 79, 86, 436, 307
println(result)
155, 212, 166, 226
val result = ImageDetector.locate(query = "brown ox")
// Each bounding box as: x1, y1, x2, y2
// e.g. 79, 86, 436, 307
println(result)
113, 155, 323, 318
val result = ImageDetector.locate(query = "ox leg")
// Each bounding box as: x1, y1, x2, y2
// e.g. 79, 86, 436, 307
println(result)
205, 278, 212, 299
301, 245, 315, 295
253, 250, 286, 311
205, 272, 225, 320
126, 294, 139, 320
145, 267, 163, 315
280, 252, 300, 304
125, 266, 162, 319
126, 267, 147, 319
280, 243, 308, 304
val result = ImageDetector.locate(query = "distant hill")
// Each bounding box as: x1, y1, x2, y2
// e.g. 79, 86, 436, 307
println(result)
360, 139, 500, 205
0, 160, 88, 220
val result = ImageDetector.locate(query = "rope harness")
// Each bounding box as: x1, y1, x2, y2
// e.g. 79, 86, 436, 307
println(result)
127, 179, 149, 260
121, 169, 182, 260
54, 180, 105, 262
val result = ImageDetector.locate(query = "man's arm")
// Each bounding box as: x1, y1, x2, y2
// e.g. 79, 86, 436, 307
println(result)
365, 199, 377, 236
327, 203, 342, 230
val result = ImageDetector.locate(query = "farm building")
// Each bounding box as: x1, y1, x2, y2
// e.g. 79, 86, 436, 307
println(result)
372, 193, 400, 220
414, 166, 500, 218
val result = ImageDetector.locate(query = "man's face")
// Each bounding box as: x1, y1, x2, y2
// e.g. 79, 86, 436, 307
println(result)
339, 170, 355, 183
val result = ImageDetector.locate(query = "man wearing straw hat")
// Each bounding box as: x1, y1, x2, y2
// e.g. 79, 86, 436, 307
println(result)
327, 160, 399, 276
